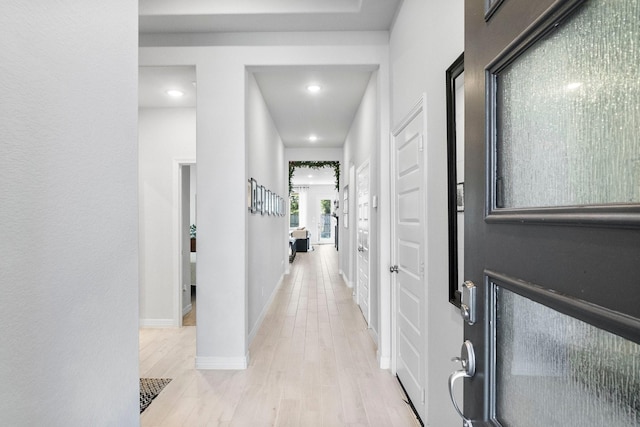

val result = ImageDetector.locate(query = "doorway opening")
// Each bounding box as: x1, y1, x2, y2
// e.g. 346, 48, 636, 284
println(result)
182, 164, 197, 326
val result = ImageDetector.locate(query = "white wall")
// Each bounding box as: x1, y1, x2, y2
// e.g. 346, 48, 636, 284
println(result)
246, 71, 287, 341
0, 1, 139, 425
390, 0, 465, 425
140, 37, 390, 368
341, 71, 380, 339
138, 108, 197, 326
285, 147, 343, 162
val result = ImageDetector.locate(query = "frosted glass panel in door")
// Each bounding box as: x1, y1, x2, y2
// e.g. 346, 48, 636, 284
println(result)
494, 286, 640, 426
496, 0, 640, 209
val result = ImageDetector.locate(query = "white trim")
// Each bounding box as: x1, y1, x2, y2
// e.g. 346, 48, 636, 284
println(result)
376, 65, 392, 372
378, 353, 391, 370
368, 327, 379, 346
195, 353, 250, 370
248, 274, 284, 345
182, 303, 193, 317
340, 270, 353, 288
139, 319, 176, 328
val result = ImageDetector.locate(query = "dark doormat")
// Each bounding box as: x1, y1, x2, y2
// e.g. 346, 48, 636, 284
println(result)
140, 378, 172, 414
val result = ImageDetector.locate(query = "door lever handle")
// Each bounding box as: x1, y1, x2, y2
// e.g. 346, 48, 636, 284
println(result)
389, 265, 399, 273
448, 340, 476, 427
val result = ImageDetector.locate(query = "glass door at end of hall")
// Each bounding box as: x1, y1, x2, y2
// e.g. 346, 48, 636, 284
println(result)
318, 198, 334, 244
456, 0, 640, 426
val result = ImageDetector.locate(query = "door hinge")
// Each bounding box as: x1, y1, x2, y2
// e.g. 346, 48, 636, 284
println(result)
419, 135, 424, 152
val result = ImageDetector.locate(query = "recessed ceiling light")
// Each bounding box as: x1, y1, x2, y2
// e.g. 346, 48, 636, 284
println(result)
566, 82, 583, 91
306, 84, 321, 93
308, 135, 318, 142
166, 89, 184, 97
308, 175, 313, 178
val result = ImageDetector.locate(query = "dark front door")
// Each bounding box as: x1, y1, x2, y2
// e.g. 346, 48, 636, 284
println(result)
457, 0, 640, 425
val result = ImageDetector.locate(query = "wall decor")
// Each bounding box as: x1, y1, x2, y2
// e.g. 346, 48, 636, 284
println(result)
446, 52, 465, 307
250, 178, 258, 213
259, 185, 265, 215
273, 193, 278, 216
288, 161, 340, 193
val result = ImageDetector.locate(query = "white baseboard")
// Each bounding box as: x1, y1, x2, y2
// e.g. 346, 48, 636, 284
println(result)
248, 274, 284, 345
139, 318, 175, 328
379, 353, 391, 370
195, 352, 250, 370
340, 271, 353, 288
182, 303, 192, 317
368, 327, 379, 346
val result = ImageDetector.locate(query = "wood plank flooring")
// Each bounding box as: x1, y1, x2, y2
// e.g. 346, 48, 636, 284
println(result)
140, 245, 420, 426
182, 286, 196, 326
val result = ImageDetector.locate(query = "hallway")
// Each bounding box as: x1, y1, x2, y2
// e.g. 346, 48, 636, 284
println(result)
139, 245, 420, 426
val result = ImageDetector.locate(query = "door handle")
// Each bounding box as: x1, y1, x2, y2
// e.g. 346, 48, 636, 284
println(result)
358, 246, 364, 252
448, 340, 476, 427
389, 265, 399, 273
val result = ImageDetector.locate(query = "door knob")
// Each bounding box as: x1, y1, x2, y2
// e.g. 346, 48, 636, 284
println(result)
448, 340, 476, 426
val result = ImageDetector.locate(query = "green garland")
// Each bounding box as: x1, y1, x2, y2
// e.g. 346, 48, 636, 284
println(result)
289, 161, 340, 194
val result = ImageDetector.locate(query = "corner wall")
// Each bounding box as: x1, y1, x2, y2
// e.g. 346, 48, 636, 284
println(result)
138, 108, 197, 326
0, 1, 139, 424
342, 71, 380, 340
246, 72, 287, 341
390, 0, 465, 425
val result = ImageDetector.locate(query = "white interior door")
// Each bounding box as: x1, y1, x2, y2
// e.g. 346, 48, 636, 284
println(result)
391, 97, 426, 421
356, 162, 370, 325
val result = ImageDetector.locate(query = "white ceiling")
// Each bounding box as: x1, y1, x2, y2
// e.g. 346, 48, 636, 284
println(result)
139, 0, 401, 33
252, 65, 375, 148
139, 66, 197, 108
138, 0, 400, 164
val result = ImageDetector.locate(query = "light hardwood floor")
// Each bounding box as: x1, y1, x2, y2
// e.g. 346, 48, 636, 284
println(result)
140, 245, 420, 426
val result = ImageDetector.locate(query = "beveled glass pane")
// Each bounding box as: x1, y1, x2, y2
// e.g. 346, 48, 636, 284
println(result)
496, 0, 640, 209
494, 286, 640, 426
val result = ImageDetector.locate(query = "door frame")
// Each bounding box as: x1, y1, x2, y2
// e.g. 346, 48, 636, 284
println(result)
173, 158, 196, 327
356, 159, 372, 325
389, 93, 428, 385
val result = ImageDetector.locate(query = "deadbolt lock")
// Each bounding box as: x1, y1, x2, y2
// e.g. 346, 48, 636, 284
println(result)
460, 281, 476, 325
